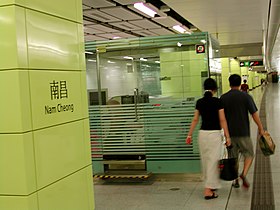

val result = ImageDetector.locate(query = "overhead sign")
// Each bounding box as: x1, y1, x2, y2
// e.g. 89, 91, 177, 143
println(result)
240, 61, 263, 67
196, 45, 205, 54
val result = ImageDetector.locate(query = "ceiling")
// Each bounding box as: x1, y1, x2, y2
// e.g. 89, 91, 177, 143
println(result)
82, 0, 280, 71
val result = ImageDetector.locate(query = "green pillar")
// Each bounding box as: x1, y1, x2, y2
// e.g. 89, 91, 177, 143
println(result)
249, 71, 255, 89
221, 58, 230, 93
230, 59, 241, 75
0, 1, 94, 210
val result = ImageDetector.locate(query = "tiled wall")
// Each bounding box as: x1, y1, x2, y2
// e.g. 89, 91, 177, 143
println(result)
0, 1, 94, 210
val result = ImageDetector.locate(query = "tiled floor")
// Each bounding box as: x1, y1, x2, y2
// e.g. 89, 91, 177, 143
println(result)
93, 84, 278, 210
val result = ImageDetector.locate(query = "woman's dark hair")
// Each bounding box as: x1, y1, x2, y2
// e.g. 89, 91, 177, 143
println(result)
203, 78, 217, 97
229, 74, 241, 86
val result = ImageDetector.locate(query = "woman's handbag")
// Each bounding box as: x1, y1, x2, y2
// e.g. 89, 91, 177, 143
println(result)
219, 145, 238, 181
259, 131, 276, 156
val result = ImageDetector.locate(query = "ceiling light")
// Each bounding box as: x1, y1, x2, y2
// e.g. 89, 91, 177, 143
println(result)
172, 25, 186, 33
140, 58, 147, 61
173, 25, 192, 34
108, 60, 115, 64
85, 51, 93, 54
177, 42, 182, 47
88, 59, 96, 62
155, 61, 160, 63
134, 2, 157, 17
113, 36, 121, 39
124, 56, 134, 60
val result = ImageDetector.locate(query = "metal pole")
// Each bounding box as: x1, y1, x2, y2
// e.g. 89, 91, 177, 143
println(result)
134, 88, 139, 121
96, 51, 102, 105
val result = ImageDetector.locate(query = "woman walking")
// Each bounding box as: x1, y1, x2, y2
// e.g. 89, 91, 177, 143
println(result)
186, 78, 231, 200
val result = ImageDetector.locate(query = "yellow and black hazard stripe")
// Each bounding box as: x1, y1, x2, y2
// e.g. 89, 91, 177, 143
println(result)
93, 175, 150, 179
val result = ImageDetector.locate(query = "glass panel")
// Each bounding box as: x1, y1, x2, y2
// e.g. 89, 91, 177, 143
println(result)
85, 33, 210, 102
85, 34, 214, 174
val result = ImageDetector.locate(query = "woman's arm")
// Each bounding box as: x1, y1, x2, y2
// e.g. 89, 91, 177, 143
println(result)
219, 109, 231, 146
186, 110, 200, 144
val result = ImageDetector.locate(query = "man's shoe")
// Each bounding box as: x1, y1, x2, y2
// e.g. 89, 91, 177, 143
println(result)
232, 179, 240, 188
240, 175, 250, 189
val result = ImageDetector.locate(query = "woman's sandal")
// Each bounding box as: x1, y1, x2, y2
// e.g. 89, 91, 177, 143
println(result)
204, 192, 218, 200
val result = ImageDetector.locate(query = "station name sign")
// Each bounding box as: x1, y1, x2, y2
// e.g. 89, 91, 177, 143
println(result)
45, 80, 74, 114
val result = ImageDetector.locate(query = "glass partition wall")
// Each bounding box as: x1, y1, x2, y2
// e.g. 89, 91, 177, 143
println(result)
86, 33, 220, 176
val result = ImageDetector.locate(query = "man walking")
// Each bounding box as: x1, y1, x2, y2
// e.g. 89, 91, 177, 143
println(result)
220, 74, 265, 188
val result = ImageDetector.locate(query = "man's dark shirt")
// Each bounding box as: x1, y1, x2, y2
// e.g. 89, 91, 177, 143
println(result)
220, 89, 257, 137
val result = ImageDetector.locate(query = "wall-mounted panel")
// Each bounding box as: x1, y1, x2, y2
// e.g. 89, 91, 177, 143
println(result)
182, 60, 207, 76
160, 61, 183, 77
0, 133, 36, 195
29, 71, 84, 129
37, 166, 94, 210
160, 52, 182, 62
0, 70, 32, 133
34, 120, 91, 188
80, 71, 89, 118
0, 193, 38, 210
78, 24, 86, 71
26, 10, 80, 70
0, 6, 27, 70
1, 0, 82, 23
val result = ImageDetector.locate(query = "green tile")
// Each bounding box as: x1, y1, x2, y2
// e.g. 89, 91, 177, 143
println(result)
0, 193, 38, 210
189, 50, 205, 60
26, 10, 80, 71
0, 6, 28, 70
83, 119, 92, 165
186, 76, 202, 92
160, 52, 182, 62
25, 0, 78, 22
1, 0, 82, 22
0, 133, 36, 195
221, 58, 230, 68
34, 120, 90, 188
38, 166, 94, 210
161, 76, 184, 95
160, 61, 183, 77
0, 71, 32, 133
78, 24, 86, 70
29, 71, 84, 129
80, 72, 89, 118
76, 0, 83, 24
182, 60, 207, 76
181, 51, 191, 60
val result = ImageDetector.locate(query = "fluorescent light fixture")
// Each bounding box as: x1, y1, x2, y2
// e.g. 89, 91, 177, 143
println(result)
177, 42, 182, 47
134, 2, 157, 17
172, 25, 186, 33
155, 61, 160, 64
215, 49, 219, 52
123, 56, 134, 60
88, 59, 96, 62
200, 39, 207, 44
108, 60, 115, 64
85, 51, 93, 54
140, 58, 147, 61
113, 36, 121, 39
